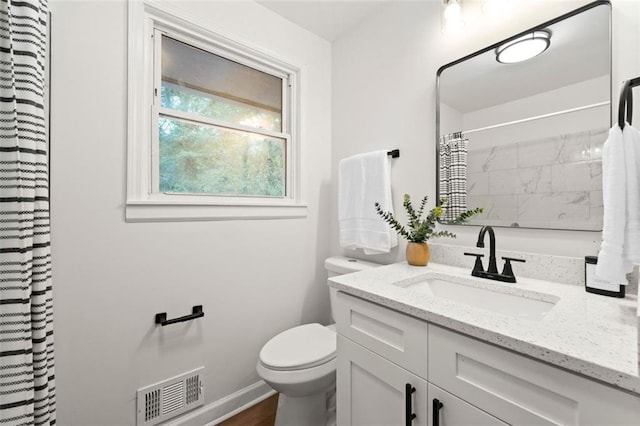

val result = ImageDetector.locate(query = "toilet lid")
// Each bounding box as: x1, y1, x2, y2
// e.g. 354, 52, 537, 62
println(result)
259, 323, 336, 371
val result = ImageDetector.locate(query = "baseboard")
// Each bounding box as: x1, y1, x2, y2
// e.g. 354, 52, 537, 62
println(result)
164, 380, 276, 426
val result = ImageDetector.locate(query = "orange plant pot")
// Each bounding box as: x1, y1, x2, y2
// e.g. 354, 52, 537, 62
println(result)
406, 242, 430, 266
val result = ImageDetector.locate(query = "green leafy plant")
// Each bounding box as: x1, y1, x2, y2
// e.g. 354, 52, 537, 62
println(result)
375, 194, 483, 243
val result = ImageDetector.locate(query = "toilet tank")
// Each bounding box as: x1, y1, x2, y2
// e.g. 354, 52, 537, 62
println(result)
325, 256, 380, 277
325, 256, 380, 321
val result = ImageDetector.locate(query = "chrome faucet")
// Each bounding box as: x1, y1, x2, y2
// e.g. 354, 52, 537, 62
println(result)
464, 226, 525, 283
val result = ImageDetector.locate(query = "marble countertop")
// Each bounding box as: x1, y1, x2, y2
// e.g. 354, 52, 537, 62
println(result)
328, 261, 640, 394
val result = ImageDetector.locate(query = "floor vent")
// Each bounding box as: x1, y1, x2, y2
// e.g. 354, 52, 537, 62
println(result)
137, 367, 204, 425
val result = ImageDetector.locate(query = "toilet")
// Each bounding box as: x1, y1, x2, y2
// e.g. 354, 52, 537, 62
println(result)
256, 256, 380, 426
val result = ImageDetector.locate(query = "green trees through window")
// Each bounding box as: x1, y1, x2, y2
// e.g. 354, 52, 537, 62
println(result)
157, 34, 287, 198
158, 82, 285, 197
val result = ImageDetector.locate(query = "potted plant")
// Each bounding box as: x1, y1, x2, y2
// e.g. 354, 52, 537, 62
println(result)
375, 194, 482, 266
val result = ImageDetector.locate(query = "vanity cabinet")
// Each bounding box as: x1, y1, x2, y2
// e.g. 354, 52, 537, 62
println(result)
335, 291, 640, 426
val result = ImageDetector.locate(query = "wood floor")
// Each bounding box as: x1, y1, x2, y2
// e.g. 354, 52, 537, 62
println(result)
218, 393, 279, 426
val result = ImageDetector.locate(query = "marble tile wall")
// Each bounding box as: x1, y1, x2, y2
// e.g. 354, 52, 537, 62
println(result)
466, 128, 606, 229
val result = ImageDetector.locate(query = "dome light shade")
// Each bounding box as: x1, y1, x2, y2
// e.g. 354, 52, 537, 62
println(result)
496, 30, 551, 64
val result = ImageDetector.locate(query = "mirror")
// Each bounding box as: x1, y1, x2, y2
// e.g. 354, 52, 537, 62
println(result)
436, 1, 611, 231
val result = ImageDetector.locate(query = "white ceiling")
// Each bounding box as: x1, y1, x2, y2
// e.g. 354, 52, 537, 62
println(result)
258, 1, 610, 113
257, 1, 391, 41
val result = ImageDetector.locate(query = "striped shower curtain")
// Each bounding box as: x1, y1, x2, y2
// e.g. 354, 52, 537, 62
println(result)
439, 132, 468, 222
0, 0, 55, 425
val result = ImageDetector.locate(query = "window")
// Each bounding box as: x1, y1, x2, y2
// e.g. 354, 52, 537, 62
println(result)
127, 2, 306, 221
157, 35, 287, 197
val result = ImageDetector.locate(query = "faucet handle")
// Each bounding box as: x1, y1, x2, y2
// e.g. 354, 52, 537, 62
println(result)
502, 256, 526, 263
464, 252, 485, 277
501, 257, 526, 282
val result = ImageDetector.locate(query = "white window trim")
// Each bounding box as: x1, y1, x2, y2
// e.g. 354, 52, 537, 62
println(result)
127, 0, 306, 222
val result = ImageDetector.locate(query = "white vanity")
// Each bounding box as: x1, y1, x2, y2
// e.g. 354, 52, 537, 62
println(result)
328, 261, 640, 425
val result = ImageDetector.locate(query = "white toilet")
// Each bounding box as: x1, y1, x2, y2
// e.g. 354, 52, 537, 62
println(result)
256, 256, 380, 426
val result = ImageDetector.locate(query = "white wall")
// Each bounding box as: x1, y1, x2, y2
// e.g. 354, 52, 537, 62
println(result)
49, 0, 331, 424
439, 101, 463, 137
332, 0, 640, 261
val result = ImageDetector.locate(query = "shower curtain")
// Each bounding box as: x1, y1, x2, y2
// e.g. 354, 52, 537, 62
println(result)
0, 0, 55, 424
439, 132, 468, 222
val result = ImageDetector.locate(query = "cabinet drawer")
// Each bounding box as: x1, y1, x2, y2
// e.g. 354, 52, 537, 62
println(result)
428, 324, 640, 425
428, 383, 507, 426
335, 291, 428, 379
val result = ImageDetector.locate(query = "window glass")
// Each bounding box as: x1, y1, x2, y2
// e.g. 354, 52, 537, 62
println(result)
158, 117, 286, 196
161, 36, 282, 132
157, 35, 288, 198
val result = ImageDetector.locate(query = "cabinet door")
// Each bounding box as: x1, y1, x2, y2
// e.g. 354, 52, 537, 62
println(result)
337, 334, 428, 426
428, 383, 507, 426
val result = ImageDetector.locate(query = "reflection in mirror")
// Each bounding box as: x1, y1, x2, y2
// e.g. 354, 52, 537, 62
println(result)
437, 1, 611, 231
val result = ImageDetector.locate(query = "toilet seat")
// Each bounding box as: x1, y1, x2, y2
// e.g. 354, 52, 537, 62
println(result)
259, 323, 336, 371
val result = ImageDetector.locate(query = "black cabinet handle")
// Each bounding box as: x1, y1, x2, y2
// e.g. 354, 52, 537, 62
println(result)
405, 383, 416, 425
433, 398, 443, 426
155, 305, 204, 326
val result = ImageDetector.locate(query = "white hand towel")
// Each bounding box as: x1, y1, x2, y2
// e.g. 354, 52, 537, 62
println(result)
596, 124, 640, 283
622, 125, 640, 264
339, 150, 397, 254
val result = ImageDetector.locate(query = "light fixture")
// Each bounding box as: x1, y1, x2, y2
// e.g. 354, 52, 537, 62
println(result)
442, 0, 465, 34
495, 30, 551, 63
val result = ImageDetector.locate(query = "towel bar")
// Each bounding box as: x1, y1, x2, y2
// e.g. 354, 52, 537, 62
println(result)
387, 149, 400, 158
155, 305, 204, 326
619, 77, 640, 129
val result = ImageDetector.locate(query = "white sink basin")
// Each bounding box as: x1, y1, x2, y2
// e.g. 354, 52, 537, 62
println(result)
399, 277, 559, 321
